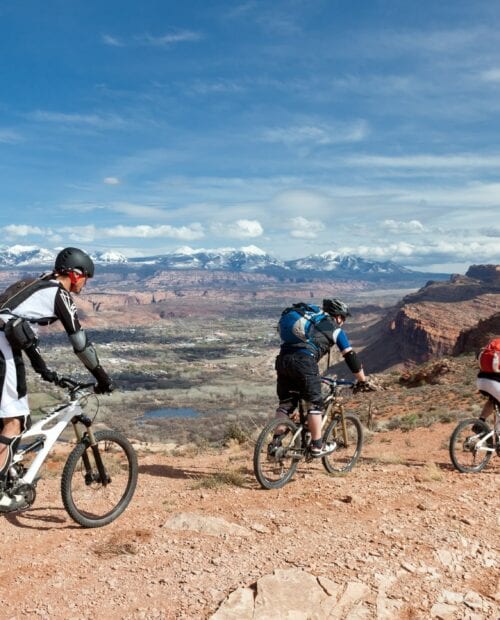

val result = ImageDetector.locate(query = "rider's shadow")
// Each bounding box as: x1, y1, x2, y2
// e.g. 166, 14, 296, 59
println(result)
3, 506, 81, 530
138, 463, 193, 479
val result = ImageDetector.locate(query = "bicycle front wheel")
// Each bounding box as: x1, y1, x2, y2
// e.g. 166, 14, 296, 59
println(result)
61, 429, 138, 528
322, 414, 363, 473
449, 418, 493, 473
253, 418, 300, 489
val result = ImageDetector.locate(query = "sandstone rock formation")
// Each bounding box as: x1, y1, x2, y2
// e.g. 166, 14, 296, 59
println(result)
361, 265, 500, 372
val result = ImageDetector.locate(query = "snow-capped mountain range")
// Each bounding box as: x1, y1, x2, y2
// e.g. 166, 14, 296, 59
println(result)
0, 244, 433, 280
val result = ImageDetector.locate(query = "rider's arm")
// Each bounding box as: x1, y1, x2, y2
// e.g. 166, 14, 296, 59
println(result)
334, 329, 367, 380
54, 288, 113, 392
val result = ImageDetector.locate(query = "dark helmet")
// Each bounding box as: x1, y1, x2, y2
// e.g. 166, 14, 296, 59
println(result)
54, 247, 95, 278
323, 298, 351, 319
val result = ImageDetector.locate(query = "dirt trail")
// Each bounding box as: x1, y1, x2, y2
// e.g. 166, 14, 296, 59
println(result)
1, 423, 499, 619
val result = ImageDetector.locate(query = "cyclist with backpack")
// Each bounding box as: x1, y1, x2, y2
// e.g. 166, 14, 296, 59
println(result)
473, 338, 500, 436
0, 247, 114, 512
274, 298, 370, 457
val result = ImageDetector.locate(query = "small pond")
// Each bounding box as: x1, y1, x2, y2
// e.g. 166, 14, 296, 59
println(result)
142, 407, 200, 420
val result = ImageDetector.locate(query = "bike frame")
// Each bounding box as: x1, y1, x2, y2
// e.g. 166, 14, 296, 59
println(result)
473, 402, 499, 454
290, 377, 355, 450
12, 395, 87, 485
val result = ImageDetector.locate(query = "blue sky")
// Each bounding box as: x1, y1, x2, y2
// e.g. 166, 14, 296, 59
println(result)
1, 0, 500, 272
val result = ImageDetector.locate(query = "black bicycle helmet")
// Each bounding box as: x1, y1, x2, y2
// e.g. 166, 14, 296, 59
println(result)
322, 298, 351, 318
54, 247, 95, 278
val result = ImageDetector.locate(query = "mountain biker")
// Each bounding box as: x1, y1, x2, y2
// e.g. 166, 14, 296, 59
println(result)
473, 363, 500, 437
274, 298, 370, 458
0, 247, 114, 512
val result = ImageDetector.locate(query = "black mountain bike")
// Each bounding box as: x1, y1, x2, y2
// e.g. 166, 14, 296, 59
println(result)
254, 378, 365, 489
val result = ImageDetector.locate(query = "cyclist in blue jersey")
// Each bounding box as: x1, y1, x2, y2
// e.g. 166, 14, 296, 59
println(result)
274, 298, 370, 457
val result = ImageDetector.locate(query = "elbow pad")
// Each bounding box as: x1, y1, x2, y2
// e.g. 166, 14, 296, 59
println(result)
344, 350, 362, 374
69, 330, 100, 371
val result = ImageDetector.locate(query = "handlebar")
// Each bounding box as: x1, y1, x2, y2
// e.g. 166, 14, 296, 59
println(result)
321, 377, 355, 387
321, 376, 377, 394
56, 376, 95, 394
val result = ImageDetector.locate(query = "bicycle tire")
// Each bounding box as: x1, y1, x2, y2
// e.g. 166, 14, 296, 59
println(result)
253, 418, 300, 489
449, 418, 493, 473
322, 413, 363, 473
61, 429, 138, 527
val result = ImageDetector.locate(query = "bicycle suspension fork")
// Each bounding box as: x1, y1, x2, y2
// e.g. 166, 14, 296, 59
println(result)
72, 417, 110, 486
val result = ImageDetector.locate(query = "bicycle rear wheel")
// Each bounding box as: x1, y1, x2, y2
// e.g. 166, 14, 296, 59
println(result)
253, 418, 300, 489
449, 418, 493, 473
61, 429, 138, 527
322, 414, 363, 473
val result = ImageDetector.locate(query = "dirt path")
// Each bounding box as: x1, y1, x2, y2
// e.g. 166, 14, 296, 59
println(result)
1, 423, 499, 619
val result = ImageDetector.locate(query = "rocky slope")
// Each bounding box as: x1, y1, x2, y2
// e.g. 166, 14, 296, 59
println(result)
362, 265, 500, 372
2, 410, 499, 618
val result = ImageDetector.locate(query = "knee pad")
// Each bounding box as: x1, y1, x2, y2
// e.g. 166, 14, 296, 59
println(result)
0, 435, 22, 479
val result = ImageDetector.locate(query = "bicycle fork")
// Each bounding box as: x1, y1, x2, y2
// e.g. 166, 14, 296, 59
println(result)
72, 418, 110, 486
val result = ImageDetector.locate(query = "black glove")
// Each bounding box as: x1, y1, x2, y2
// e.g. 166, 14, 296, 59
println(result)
353, 380, 376, 394
91, 365, 114, 394
41, 369, 59, 384
94, 379, 115, 395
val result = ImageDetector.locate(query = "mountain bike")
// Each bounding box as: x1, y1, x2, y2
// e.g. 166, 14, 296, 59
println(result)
1, 377, 138, 527
449, 398, 500, 473
254, 378, 365, 489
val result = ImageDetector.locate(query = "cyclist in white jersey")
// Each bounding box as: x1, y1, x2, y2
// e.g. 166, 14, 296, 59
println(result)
0, 247, 114, 512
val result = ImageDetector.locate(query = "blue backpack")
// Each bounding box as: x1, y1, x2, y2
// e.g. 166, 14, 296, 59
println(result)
278, 303, 329, 348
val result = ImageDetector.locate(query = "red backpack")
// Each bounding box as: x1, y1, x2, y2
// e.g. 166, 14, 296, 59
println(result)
478, 338, 500, 373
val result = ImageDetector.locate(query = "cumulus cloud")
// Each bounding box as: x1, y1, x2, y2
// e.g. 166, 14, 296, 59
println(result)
103, 177, 120, 185
59, 223, 204, 241
337, 237, 500, 268
211, 219, 263, 238
382, 219, 425, 233
3, 224, 46, 236
288, 216, 325, 239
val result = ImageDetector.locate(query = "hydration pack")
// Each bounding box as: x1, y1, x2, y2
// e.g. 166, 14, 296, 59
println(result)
0, 275, 53, 313
278, 303, 329, 349
478, 338, 500, 373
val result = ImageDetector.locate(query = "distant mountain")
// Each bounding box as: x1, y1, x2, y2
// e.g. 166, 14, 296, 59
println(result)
92, 250, 128, 264
285, 251, 413, 277
132, 245, 285, 271
0, 244, 56, 267
0, 243, 445, 283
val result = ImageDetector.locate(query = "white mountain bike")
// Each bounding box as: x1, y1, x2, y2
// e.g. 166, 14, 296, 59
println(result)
2, 377, 138, 527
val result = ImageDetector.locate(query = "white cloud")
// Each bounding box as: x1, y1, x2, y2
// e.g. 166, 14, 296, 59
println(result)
0, 129, 22, 144
3, 224, 45, 236
105, 224, 204, 240
348, 154, 500, 170
211, 219, 263, 238
480, 68, 500, 82
30, 110, 124, 129
288, 216, 325, 239
139, 31, 201, 46
262, 120, 368, 146
101, 34, 124, 47
103, 177, 120, 185
382, 219, 425, 233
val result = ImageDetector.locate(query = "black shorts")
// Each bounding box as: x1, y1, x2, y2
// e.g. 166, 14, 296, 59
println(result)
276, 350, 322, 409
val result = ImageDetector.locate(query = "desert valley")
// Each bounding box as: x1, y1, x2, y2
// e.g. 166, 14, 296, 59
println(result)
0, 251, 499, 619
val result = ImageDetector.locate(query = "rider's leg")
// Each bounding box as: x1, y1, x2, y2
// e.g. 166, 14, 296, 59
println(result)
0, 417, 22, 475
0, 414, 30, 479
